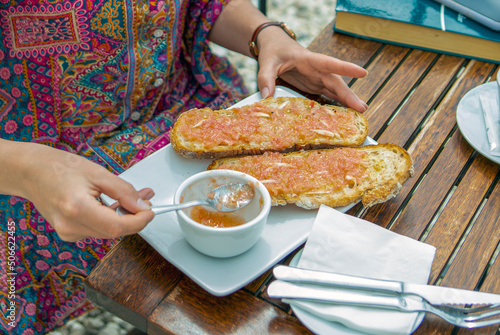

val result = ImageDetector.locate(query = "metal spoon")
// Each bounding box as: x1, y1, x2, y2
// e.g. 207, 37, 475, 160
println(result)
116, 183, 255, 215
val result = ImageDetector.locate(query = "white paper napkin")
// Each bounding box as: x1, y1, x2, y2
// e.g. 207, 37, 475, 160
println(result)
286, 205, 436, 335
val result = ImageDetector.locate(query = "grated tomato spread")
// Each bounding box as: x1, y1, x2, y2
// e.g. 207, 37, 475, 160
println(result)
178, 100, 357, 150
213, 149, 368, 196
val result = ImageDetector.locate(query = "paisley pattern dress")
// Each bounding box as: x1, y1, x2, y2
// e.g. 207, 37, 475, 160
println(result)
0, 0, 246, 333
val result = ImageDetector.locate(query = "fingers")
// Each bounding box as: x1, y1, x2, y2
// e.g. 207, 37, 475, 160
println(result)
65, 169, 156, 241
21, 146, 157, 242
305, 52, 367, 79
256, 47, 368, 111
93, 170, 152, 214
320, 74, 368, 113
55, 198, 155, 242
83, 200, 154, 239
137, 188, 155, 203
256, 55, 282, 99
293, 53, 368, 112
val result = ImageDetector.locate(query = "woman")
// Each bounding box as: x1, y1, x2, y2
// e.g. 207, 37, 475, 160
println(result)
0, 0, 367, 333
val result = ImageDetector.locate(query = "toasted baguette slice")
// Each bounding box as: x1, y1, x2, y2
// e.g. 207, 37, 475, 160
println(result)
207, 144, 413, 209
171, 97, 368, 159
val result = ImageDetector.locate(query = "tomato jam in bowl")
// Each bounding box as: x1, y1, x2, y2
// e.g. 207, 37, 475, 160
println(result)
174, 170, 271, 258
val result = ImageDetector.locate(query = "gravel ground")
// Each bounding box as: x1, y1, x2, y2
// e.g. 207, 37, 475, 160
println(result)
48, 1, 336, 334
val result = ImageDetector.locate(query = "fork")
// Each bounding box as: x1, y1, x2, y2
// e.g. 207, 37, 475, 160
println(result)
267, 280, 500, 328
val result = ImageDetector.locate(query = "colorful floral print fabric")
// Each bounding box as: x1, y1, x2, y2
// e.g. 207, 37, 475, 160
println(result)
0, 0, 246, 333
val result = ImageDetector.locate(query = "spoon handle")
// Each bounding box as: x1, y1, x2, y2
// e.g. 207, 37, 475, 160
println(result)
115, 199, 208, 216
151, 200, 208, 214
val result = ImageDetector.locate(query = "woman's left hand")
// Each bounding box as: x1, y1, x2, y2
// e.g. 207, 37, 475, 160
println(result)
210, 0, 368, 112
256, 28, 368, 113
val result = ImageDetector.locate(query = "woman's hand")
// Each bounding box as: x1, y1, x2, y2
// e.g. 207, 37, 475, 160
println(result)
1, 140, 155, 242
256, 28, 368, 112
210, 0, 368, 112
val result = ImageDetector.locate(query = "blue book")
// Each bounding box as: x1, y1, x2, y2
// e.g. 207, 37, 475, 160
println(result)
334, 0, 500, 63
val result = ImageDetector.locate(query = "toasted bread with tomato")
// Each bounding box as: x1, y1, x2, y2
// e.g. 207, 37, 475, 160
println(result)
170, 97, 368, 159
207, 144, 413, 209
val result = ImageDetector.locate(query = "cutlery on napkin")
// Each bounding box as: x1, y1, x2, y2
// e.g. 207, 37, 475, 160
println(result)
270, 205, 436, 335
270, 266, 500, 305
479, 88, 500, 157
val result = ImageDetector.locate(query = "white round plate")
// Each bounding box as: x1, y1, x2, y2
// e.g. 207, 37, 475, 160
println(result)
456, 82, 500, 165
288, 250, 425, 335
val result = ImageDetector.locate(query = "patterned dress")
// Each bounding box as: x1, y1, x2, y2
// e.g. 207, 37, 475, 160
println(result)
0, 0, 246, 333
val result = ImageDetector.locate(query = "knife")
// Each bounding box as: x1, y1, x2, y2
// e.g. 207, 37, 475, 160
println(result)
268, 280, 429, 312
273, 265, 500, 305
268, 280, 420, 310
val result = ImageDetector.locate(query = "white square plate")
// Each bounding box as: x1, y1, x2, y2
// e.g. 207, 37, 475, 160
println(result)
104, 86, 376, 296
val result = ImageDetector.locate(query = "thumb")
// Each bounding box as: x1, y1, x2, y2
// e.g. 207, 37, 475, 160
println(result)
97, 173, 152, 214
257, 59, 279, 99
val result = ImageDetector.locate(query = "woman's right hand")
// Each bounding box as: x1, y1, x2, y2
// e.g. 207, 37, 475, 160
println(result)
0, 140, 155, 242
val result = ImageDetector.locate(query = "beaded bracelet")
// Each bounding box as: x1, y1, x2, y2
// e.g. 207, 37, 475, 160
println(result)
249, 22, 296, 59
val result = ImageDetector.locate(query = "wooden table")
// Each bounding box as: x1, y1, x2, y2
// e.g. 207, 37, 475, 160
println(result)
85, 20, 500, 334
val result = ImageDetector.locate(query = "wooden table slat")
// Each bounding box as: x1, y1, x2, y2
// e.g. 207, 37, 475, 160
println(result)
148, 279, 311, 335
362, 60, 496, 227
308, 23, 382, 71
439, 170, 500, 289
85, 234, 184, 331
363, 49, 440, 138
376, 54, 465, 147
350, 43, 410, 103
424, 141, 499, 285
476, 178, 500, 296
420, 172, 500, 335
391, 131, 474, 242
